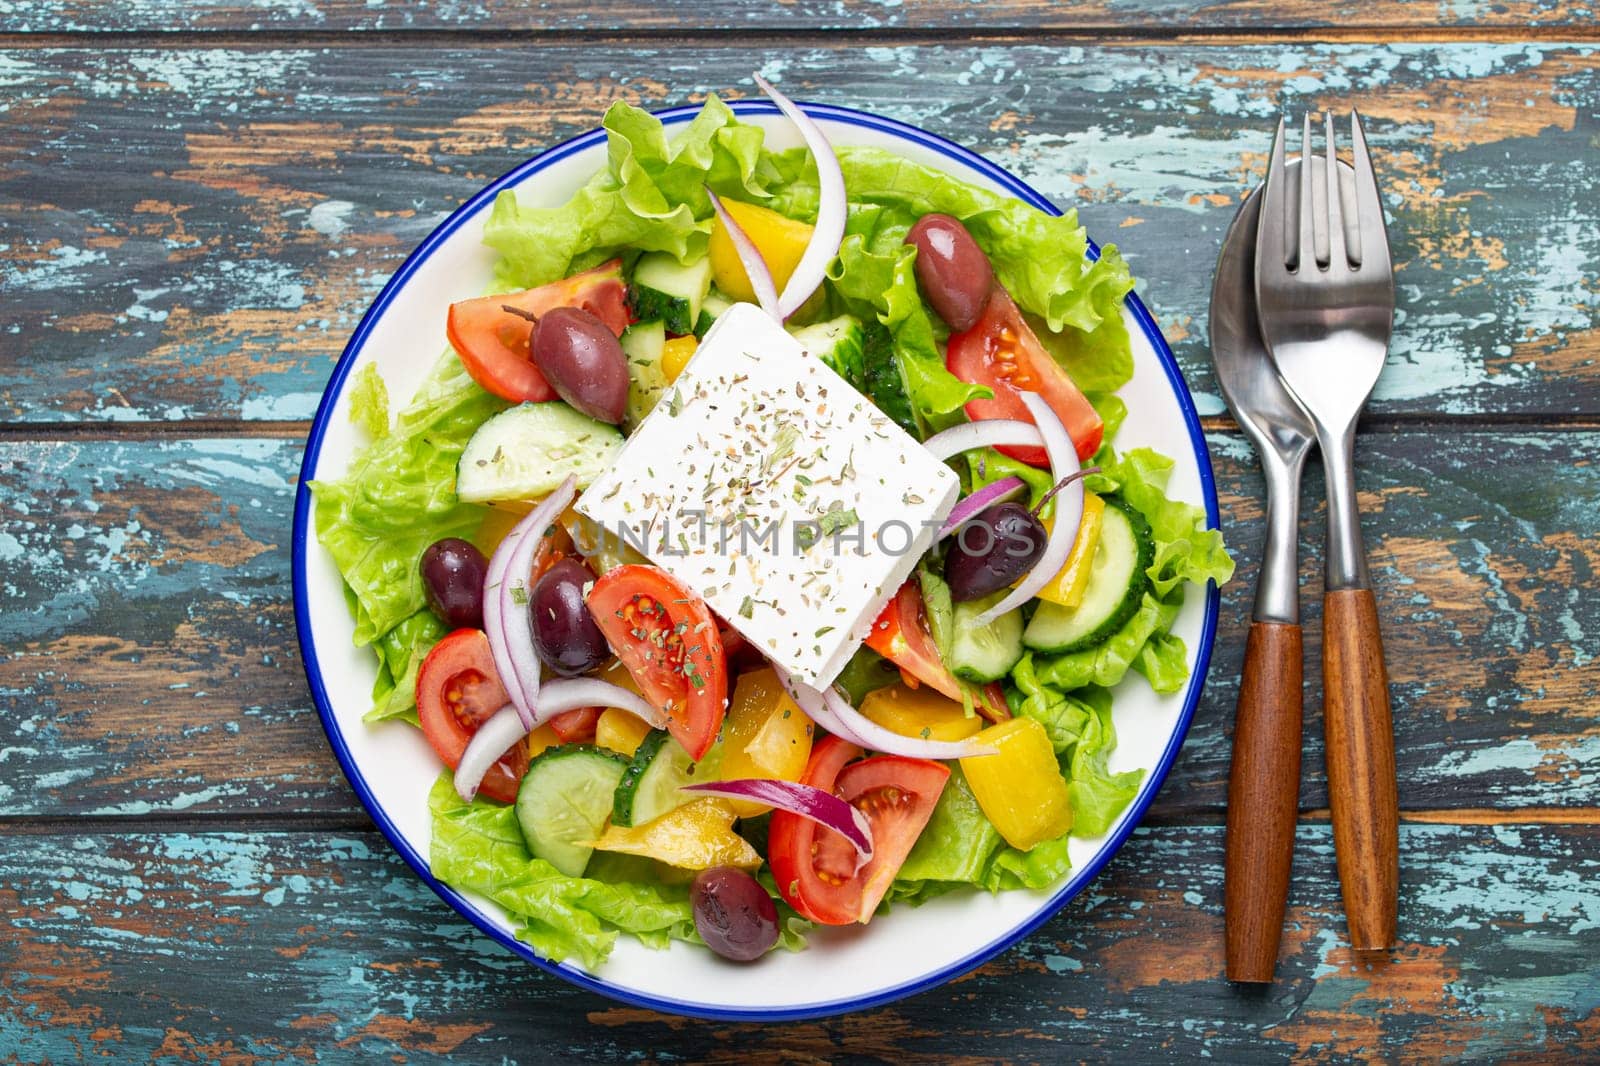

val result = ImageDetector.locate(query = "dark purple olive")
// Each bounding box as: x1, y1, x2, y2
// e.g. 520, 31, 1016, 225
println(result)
420, 538, 489, 629
529, 557, 608, 676
530, 306, 629, 424
691, 865, 779, 962
945, 501, 1048, 603
905, 213, 994, 333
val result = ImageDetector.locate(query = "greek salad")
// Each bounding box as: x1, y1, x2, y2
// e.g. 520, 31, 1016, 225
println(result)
312, 79, 1232, 969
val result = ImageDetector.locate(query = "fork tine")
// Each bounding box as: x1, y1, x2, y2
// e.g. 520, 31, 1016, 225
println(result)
1349, 109, 1390, 272
1298, 112, 1319, 270
1258, 116, 1290, 273
1324, 112, 1348, 269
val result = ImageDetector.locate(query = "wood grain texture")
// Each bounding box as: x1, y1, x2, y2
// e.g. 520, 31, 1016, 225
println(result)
3, 429, 1596, 818
3, 823, 1597, 1060
3, 43, 1597, 423
1225, 620, 1304, 982
4, 0, 1598, 33
1323, 588, 1400, 951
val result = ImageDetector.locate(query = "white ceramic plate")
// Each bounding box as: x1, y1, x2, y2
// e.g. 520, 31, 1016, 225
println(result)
292, 100, 1220, 1021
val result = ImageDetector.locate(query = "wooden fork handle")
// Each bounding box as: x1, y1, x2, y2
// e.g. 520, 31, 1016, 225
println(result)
1323, 587, 1399, 950
1225, 620, 1304, 983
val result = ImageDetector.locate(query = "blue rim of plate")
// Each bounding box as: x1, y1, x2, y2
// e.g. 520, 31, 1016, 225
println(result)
292, 98, 1220, 1022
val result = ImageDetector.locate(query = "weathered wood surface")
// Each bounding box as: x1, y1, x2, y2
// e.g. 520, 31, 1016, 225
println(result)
4, 823, 1598, 1060
4, 43, 1597, 424
3, 430, 1595, 819
4, 0, 1597, 33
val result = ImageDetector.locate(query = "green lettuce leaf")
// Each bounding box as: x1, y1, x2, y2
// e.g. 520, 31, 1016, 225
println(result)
1010, 655, 1093, 754
428, 774, 706, 969
1032, 592, 1182, 692
311, 353, 504, 646
484, 96, 774, 291
1094, 447, 1235, 597
366, 609, 448, 724
349, 362, 390, 441
1064, 691, 1145, 837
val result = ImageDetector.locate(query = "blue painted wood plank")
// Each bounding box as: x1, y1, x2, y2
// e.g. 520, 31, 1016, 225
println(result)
2, 823, 1596, 1060
2, 43, 1596, 422
2, 430, 1595, 817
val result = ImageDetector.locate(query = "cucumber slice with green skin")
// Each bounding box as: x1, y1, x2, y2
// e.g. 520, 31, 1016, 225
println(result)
1022, 496, 1155, 654
789, 315, 866, 386
620, 319, 669, 428
515, 745, 629, 877
693, 290, 735, 339
628, 253, 712, 336
862, 321, 919, 438
949, 592, 1025, 683
612, 729, 724, 828
456, 402, 624, 504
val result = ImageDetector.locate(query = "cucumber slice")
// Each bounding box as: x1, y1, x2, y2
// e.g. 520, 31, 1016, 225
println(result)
620, 319, 669, 428
628, 253, 712, 336
515, 745, 629, 877
456, 402, 624, 504
693, 290, 735, 339
862, 320, 919, 437
612, 730, 724, 828
1023, 496, 1154, 654
949, 592, 1025, 683
789, 315, 866, 387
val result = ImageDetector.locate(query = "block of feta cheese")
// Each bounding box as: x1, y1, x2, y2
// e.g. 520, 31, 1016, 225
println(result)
576, 303, 959, 690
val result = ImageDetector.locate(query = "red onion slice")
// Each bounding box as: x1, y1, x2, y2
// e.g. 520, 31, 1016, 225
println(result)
453, 703, 526, 802
536, 677, 668, 731
974, 393, 1085, 626
936, 476, 1027, 540
922, 419, 1044, 463
772, 665, 995, 760
707, 186, 780, 320
753, 74, 848, 321
483, 476, 578, 729
681, 779, 873, 870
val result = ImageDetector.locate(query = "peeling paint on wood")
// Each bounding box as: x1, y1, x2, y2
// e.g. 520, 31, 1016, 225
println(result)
2, 0, 1596, 33
2, 431, 1595, 817
2, 43, 1597, 422
1, 824, 1596, 1060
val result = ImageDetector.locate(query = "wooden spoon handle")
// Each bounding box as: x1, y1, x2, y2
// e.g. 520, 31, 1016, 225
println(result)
1225, 620, 1304, 983
1323, 587, 1399, 950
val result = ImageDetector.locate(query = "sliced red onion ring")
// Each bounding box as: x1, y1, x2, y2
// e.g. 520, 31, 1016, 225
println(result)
536, 677, 668, 731
771, 664, 995, 759
483, 476, 578, 728
681, 779, 873, 870
707, 186, 780, 320
922, 419, 1044, 463
937, 476, 1027, 540
975, 393, 1085, 626
453, 703, 525, 802
753, 74, 848, 320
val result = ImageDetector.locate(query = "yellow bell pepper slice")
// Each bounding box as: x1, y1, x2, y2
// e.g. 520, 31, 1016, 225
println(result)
960, 717, 1073, 851
1028, 492, 1106, 608
860, 683, 983, 743
708, 199, 813, 303
588, 799, 762, 871
595, 707, 654, 758
524, 722, 563, 761
661, 335, 698, 383
717, 667, 814, 816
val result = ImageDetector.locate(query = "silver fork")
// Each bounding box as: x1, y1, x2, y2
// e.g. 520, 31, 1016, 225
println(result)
1255, 111, 1398, 951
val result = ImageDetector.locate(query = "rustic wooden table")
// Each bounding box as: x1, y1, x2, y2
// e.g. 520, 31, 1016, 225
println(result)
4, 2, 1598, 1061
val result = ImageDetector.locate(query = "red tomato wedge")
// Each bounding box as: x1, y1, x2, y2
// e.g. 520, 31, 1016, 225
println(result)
416, 629, 528, 804
864, 581, 1009, 722
769, 735, 950, 925
946, 286, 1103, 466
585, 565, 728, 761
548, 707, 601, 743
446, 259, 630, 403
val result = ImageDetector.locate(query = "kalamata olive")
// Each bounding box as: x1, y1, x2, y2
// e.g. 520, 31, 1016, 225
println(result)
691, 865, 779, 962
531, 306, 629, 424
905, 213, 994, 333
945, 501, 1048, 603
420, 538, 489, 629
529, 557, 608, 676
